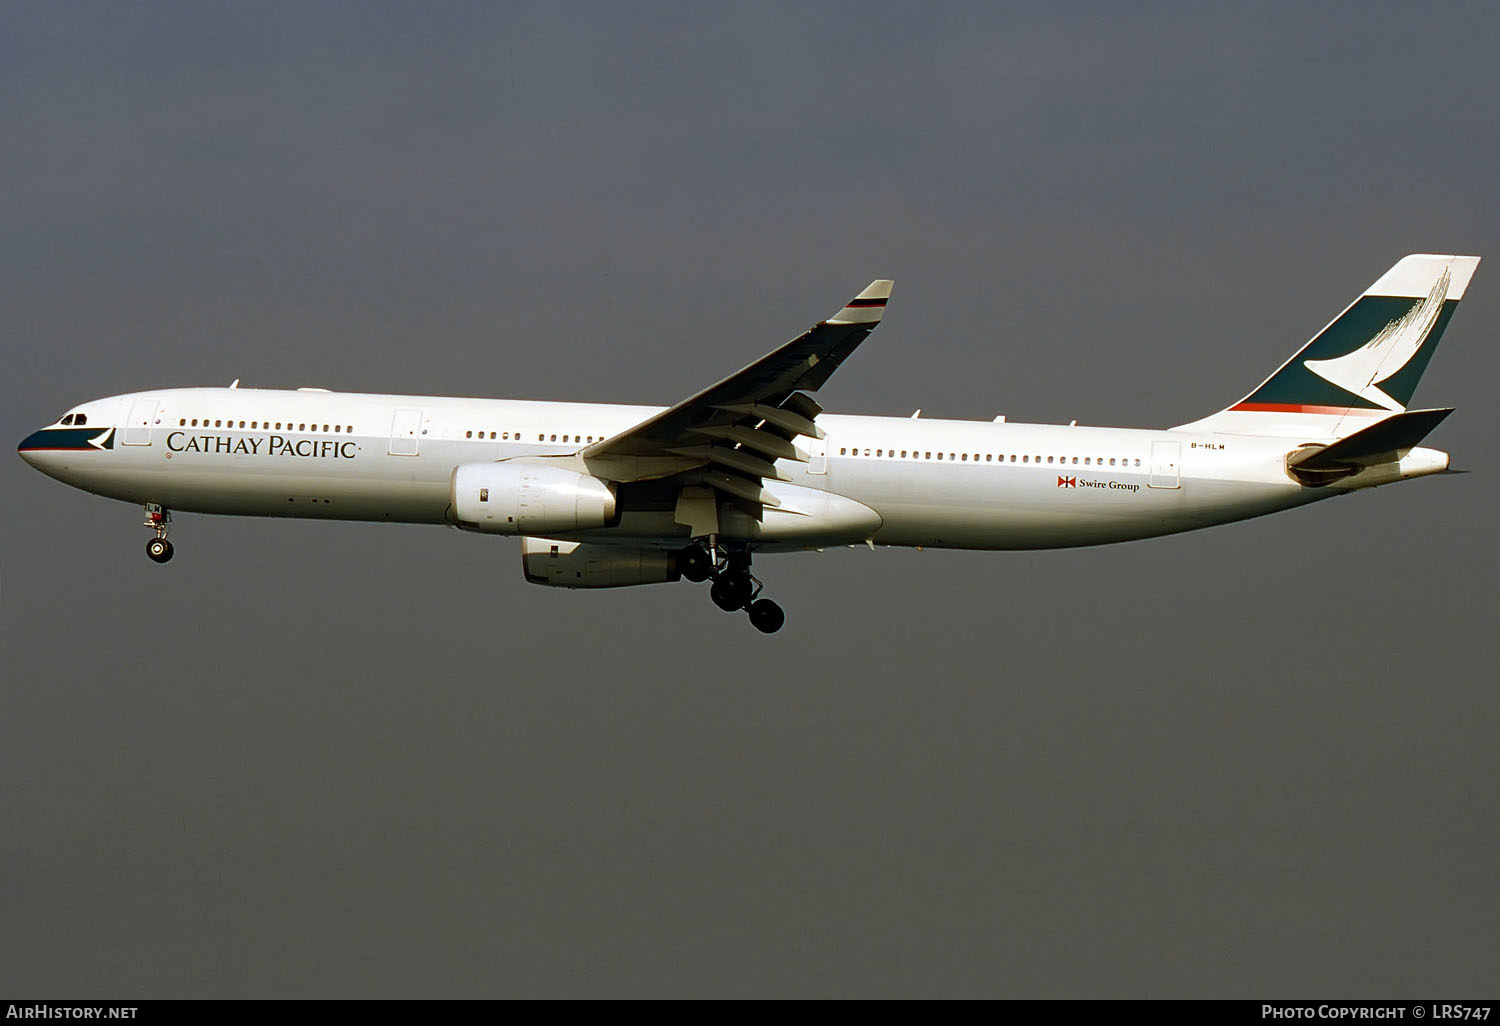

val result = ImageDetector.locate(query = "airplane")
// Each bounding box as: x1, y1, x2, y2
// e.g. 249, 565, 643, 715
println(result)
18, 253, 1478, 633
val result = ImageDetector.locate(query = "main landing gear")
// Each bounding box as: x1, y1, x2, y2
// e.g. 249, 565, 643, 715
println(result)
143, 503, 174, 564
679, 543, 785, 634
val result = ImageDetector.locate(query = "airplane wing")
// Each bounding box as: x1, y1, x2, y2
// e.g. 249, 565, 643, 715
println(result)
579, 281, 893, 503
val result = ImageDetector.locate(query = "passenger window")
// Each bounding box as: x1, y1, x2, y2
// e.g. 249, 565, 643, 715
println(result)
179, 419, 186, 426
466, 431, 473, 438
961, 453, 967, 461
1047, 456, 1053, 464
298, 423, 305, 431
333, 425, 340, 433
986, 454, 992, 462
900, 450, 907, 458
924, 452, 931, 459
877, 449, 883, 457
275, 422, 282, 430
550, 434, 557, 442
1022, 455, 1028, 463
1084, 458, 1090, 465
937, 452, 943, 460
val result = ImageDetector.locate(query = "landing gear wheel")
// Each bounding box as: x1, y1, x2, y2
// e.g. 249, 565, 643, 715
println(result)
711, 570, 753, 610
146, 538, 174, 563
680, 546, 712, 583
710, 579, 743, 612
748, 599, 785, 634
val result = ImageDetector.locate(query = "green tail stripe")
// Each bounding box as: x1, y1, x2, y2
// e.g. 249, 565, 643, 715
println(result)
1243, 297, 1458, 411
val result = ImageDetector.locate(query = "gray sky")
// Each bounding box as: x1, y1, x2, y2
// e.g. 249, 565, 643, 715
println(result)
4, 1, 1498, 998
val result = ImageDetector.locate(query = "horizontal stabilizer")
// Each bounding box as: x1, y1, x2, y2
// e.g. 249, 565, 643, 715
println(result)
1289, 408, 1453, 471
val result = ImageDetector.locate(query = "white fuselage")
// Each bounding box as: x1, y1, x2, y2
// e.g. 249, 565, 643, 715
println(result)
19, 386, 1446, 553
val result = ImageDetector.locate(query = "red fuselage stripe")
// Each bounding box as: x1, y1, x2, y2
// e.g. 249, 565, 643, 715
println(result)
1229, 403, 1386, 416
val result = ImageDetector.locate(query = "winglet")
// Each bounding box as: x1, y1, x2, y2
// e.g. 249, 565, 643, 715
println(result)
827, 280, 894, 325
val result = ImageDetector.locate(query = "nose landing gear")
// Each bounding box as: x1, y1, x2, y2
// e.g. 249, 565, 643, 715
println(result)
681, 543, 785, 633
143, 504, 174, 563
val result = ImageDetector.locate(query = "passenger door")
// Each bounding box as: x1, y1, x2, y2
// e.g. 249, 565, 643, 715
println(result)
805, 435, 827, 475
1149, 440, 1181, 489
389, 408, 422, 456
121, 399, 159, 446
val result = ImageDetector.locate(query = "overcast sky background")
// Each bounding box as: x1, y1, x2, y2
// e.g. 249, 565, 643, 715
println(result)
4, 2, 1498, 998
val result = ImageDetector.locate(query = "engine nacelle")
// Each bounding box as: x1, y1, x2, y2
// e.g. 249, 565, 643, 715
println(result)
521, 537, 681, 589
452, 462, 616, 535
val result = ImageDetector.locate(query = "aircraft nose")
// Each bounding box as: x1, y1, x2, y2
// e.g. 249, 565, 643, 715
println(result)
17, 430, 47, 468
17, 426, 65, 471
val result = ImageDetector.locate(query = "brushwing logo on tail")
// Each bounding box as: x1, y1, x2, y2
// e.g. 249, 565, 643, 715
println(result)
1303, 269, 1450, 411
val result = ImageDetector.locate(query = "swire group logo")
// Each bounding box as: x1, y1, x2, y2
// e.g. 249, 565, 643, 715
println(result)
1057, 476, 1076, 488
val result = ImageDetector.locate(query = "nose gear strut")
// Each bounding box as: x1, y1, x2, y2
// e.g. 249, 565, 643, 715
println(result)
143, 503, 174, 563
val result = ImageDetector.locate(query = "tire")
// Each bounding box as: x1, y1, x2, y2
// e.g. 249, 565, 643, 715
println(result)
748, 599, 785, 634
722, 571, 753, 605
710, 580, 742, 612
681, 547, 711, 583
146, 538, 174, 563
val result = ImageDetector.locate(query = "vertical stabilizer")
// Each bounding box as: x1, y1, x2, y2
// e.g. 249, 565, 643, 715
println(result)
1175, 254, 1478, 438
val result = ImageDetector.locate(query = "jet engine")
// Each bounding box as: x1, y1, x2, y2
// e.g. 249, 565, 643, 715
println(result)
451, 462, 616, 535
521, 537, 681, 588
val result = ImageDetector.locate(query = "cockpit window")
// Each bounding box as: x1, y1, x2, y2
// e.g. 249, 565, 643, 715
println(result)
74, 414, 86, 426
61, 414, 74, 425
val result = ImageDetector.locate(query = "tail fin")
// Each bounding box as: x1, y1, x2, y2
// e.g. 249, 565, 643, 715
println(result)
1176, 254, 1479, 437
